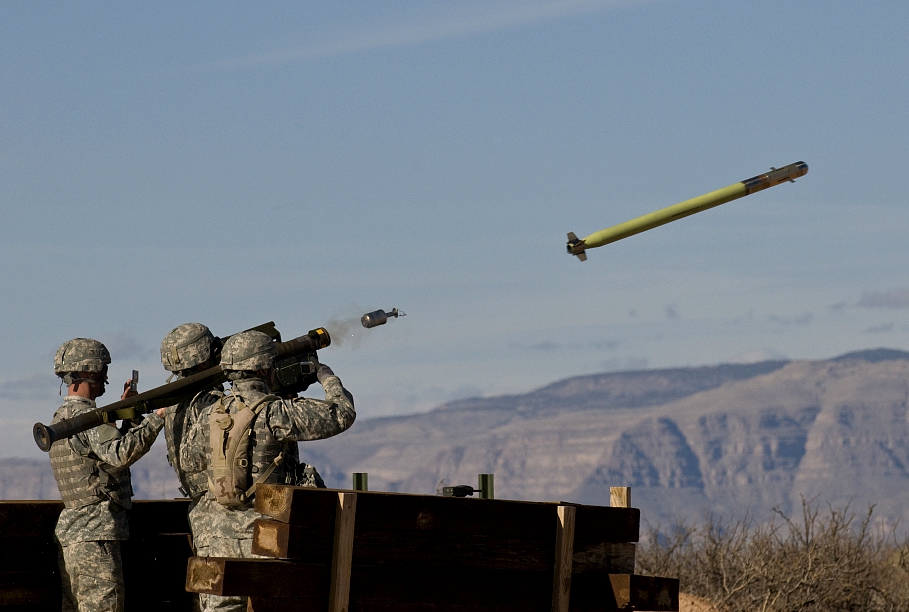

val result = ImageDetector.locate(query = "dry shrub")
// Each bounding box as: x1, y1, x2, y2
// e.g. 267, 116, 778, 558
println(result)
636, 500, 909, 612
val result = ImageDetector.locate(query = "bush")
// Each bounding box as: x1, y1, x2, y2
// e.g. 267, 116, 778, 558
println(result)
636, 500, 909, 612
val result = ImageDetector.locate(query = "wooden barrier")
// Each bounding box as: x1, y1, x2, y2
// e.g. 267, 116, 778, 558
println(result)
185, 485, 678, 611
1, 486, 678, 611
0, 499, 192, 612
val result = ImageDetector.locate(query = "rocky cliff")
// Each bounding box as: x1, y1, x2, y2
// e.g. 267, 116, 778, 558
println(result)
7, 350, 909, 529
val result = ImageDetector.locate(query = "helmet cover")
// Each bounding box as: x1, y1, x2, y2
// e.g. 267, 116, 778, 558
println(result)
54, 338, 111, 375
161, 323, 215, 372
220, 330, 276, 372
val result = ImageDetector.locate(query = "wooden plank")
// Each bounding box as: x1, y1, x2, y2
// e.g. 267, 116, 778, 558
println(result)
574, 505, 639, 544
0, 537, 58, 573
572, 543, 635, 574
255, 484, 338, 526
252, 519, 553, 570
571, 574, 679, 611
551, 505, 576, 612
0, 571, 61, 606
329, 492, 357, 612
255, 485, 639, 543
252, 519, 333, 560
187, 558, 549, 606
253, 523, 635, 575
250, 598, 552, 612
0, 502, 62, 538
190, 558, 678, 610
250, 597, 547, 612
186, 558, 329, 598
609, 487, 631, 509
129, 499, 192, 536
122, 532, 194, 610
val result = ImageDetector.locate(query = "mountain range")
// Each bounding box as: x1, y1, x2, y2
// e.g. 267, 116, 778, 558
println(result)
6, 349, 909, 530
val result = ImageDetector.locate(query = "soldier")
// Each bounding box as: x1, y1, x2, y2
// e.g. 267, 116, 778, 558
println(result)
160, 324, 225, 505
160, 323, 327, 506
49, 338, 166, 612
181, 330, 355, 612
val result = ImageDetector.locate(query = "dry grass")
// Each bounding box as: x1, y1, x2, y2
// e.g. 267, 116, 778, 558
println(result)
637, 500, 909, 612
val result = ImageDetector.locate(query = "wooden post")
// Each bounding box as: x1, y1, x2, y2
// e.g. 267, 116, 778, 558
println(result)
551, 505, 576, 612
329, 492, 357, 612
610, 486, 631, 508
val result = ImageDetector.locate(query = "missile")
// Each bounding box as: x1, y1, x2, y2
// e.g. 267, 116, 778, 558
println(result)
361, 308, 405, 329
567, 161, 808, 261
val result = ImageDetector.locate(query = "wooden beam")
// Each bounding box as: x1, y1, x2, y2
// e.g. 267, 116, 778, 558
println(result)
329, 492, 357, 612
609, 487, 631, 509
572, 542, 635, 574
0, 501, 62, 538
551, 505, 575, 612
254, 485, 639, 543
0, 571, 60, 606
129, 499, 192, 535
186, 557, 329, 597
249, 597, 546, 612
189, 558, 677, 610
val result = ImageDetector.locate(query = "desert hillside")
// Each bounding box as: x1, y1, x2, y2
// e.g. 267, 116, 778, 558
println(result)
7, 349, 909, 529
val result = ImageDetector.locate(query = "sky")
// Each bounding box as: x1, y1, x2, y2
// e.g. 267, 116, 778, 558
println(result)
2, 0, 909, 458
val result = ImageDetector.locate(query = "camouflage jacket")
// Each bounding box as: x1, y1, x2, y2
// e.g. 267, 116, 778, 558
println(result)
181, 375, 354, 545
51, 396, 164, 544
164, 386, 224, 499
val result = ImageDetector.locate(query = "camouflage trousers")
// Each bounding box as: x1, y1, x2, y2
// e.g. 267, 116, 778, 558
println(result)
58, 540, 125, 612
195, 537, 254, 612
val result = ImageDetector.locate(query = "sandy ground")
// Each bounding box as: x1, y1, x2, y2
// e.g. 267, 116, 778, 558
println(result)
680, 593, 718, 612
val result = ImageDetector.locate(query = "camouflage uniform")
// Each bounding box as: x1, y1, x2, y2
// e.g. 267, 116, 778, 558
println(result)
164, 389, 223, 527
50, 396, 164, 612
181, 331, 355, 612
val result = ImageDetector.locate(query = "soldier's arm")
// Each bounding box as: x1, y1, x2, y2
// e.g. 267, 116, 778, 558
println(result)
267, 371, 355, 442
85, 413, 165, 468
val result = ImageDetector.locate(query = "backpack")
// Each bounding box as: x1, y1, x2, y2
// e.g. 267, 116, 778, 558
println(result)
208, 393, 281, 507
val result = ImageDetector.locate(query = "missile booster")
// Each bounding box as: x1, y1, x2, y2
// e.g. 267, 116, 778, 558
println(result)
567, 161, 808, 261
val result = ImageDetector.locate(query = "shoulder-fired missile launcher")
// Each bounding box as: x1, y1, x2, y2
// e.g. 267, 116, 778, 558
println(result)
567, 161, 808, 261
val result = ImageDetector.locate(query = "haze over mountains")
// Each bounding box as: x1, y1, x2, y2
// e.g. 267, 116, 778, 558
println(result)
6, 349, 909, 529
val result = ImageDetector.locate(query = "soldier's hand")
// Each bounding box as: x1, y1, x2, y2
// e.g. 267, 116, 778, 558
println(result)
316, 362, 335, 384
121, 380, 138, 400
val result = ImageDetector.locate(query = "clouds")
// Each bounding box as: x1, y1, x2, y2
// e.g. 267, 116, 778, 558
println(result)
767, 312, 813, 326
857, 287, 909, 310
0, 372, 58, 401
103, 333, 155, 361
215, 0, 650, 69
864, 323, 895, 334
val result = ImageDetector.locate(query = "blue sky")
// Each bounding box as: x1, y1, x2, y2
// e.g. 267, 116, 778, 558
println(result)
2, 1, 908, 457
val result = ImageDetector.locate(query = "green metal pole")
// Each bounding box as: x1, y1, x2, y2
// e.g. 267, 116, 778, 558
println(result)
352, 473, 368, 491
478, 474, 494, 500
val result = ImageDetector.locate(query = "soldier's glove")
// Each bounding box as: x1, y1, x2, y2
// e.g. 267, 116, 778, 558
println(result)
316, 363, 335, 384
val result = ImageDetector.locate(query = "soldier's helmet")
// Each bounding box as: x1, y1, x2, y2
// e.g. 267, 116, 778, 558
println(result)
54, 338, 111, 375
161, 323, 215, 373
220, 330, 276, 372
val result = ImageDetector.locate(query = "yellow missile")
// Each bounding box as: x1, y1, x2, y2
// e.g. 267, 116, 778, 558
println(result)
567, 161, 808, 261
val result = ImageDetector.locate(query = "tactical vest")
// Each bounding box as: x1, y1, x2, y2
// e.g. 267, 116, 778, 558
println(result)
165, 388, 222, 498
48, 400, 132, 509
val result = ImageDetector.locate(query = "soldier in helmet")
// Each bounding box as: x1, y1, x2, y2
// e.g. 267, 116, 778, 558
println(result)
160, 323, 224, 502
49, 338, 166, 612
181, 330, 355, 612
